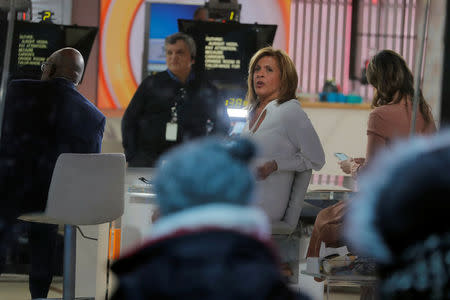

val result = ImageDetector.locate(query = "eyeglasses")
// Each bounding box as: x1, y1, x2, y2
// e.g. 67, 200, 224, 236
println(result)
40, 62, 51, 72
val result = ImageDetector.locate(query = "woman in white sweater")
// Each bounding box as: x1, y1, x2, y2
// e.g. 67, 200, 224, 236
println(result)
242, 47, 325, 221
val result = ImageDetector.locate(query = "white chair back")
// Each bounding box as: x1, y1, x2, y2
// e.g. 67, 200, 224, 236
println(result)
18, 153, 125, 300
272, 169, 312, 235
21, 153, 125, 225
271, 169, 312, 284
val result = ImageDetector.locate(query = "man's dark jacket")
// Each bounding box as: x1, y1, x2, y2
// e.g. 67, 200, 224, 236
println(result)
111, 230, 310, 300
121, 71, 230, 167
0, 78, 106, 220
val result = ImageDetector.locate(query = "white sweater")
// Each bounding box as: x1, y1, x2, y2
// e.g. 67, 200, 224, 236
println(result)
243, 99, 325, 221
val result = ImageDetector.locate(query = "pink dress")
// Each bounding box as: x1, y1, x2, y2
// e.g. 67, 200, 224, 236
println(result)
307, 99, 436, 258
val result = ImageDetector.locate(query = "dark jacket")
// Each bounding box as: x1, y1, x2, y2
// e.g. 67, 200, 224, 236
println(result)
121, 70, 230, 167
111, 229, 309, 300
0, 78, 106, 220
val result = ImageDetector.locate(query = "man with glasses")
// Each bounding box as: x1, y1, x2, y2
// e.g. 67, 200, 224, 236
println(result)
0, 47, 105, 299
122, 32, 230, 167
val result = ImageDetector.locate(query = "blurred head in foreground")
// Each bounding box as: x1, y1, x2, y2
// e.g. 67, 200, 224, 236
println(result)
154, 137, 256, 216
345, 131, 450, 299
111, 137, 308, 300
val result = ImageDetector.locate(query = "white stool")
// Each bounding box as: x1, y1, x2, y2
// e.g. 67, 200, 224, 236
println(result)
20, 153, 125, 300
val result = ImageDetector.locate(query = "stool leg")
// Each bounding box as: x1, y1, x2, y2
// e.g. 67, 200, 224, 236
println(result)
63, 224, 76, 300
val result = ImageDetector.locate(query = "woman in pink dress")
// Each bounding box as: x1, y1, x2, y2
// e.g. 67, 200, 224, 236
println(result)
308, 49, 436, 259
340, 49, 436, 176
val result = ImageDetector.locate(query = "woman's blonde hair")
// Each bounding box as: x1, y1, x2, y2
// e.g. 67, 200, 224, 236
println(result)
245, 47, 298, 110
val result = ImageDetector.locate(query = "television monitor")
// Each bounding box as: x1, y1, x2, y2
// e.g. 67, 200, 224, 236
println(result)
178, 19, 277, 86
1, 21, 97, 82
142, 2, 201, 77
178, 19, 276, 112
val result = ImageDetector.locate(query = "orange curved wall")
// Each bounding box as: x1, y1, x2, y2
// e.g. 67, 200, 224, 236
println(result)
98, 0, 290, 110
278, 0, 291, 52
98, 0, 142, 109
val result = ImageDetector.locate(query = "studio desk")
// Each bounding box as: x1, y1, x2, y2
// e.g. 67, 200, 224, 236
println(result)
93, 167, 157, 300
120, 167, 158, 254
118, 170, 354, 255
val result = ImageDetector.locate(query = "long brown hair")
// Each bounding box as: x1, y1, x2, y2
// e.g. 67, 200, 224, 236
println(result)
245, 47, 298, 112
366, 49, 432, 124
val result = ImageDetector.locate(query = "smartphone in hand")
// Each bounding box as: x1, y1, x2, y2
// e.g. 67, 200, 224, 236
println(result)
334, 152, 349, 161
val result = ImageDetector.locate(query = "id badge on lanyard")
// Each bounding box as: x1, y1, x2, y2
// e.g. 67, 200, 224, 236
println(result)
165, 122, 178, 141
166, 105, 178, 141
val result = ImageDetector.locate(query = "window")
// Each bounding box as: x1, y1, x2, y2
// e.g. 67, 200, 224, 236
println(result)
289, 0, 419, 102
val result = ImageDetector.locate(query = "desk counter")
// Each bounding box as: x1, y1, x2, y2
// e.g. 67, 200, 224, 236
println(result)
120, 167, 157, 254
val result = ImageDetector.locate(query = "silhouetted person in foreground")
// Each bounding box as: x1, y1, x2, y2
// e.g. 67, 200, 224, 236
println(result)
345, 131, 450, 299
111, 137, 311, 300
0, 47, 105, 299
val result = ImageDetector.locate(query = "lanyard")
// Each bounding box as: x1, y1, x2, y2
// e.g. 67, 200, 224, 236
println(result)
170, 87, 187, 123
168, 87, 215, 136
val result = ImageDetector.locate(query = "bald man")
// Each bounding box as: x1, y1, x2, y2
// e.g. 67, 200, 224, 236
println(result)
41, 47, 85, 84
0, 47, 105, 299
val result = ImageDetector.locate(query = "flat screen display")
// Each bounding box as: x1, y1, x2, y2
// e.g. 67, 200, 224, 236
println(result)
178, 20, 276, 112
144, 3, 201, 76
1, 21, 97, 82
178, 19, 277, 85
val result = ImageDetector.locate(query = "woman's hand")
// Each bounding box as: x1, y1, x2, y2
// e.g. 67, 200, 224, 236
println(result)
339, 157, 366, 175
257, 160, 278, 180
353, 157, 366, 165
339, 158, 353, 174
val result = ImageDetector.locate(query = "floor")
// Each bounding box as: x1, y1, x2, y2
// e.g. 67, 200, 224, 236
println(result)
0, 274, 62, 300
1, 232, 365, 300
0, 274, 361, 300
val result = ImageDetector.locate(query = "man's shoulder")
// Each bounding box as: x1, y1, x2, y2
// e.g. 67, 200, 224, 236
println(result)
8, 79, 48, 91
191, 74, 217, 90
5, 80, 53, 106
58, 88, 105, 123
139, 71, 171, 88
9, 78, 41, 85
75, 95, 104, 119
145, 71, 170, 81
192, 72, 213, 84
9, 78, 71, 95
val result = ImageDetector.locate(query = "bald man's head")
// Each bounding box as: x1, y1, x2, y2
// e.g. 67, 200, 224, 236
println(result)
41, 47, 85, 85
